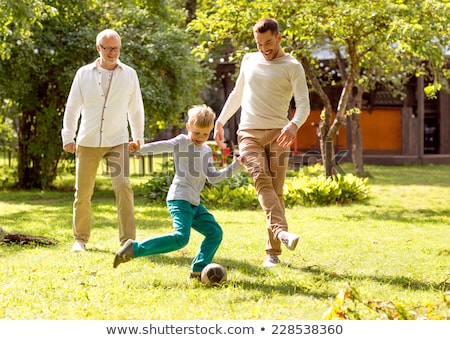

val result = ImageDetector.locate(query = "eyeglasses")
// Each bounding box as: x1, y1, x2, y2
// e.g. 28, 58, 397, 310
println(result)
100, 45, 121, 53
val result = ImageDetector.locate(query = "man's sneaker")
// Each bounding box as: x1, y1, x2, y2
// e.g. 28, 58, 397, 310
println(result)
278, 231, 299, 251
70, 240, 86, 252
263, 254, 280, 267
113, 239, 135, 268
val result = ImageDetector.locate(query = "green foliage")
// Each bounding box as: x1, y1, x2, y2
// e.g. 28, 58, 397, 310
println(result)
0, 164, 449, 320
285, 165, 370, 207
345, 107, 361, 117
324, 282, 450, 320
142, 159, 175, 203
142, 160, 259, 209
424, 83, 442, 99
0, 0, 56, 60
0, 101, 17, 158
190, 0, 450, 176
143, 162, 369, 208
0, 164, 16, 188
334, 173, 370, 203
200, 171, 259, 210
0, 0, 211, 188
115, 2, 213, 135
284, 175, 339, 207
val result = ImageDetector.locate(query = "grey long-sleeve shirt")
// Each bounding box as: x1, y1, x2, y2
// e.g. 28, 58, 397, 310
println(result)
138, 134, 241, 206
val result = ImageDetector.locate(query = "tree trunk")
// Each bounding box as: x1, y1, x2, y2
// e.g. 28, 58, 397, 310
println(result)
185, 0, 197, 23
17, 109, 60, 189
351, 113, 364, 175
17, 110, 38, 189
322, 138, 335, 176
350, 88, 365, 176
298, 55, 335, 176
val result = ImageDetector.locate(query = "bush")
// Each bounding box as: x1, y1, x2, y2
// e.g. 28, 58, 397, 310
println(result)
141, 161, 258, 209
142, 160, 175, 203
284, 174, 340, 207
201, 172, 259, 210
142, 163, 370, 208
284, 165, 370, 207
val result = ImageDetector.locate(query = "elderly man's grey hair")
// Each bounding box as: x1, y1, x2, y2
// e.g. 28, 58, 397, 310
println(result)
96, 29, 121, 46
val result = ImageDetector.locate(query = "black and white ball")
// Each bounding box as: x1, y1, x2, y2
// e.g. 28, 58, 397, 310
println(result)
201, 263, 227, 286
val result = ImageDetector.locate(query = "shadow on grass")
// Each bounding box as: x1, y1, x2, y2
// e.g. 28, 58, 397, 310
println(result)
0, 199, 170, 232
6, 230, 440, 298
145, 253, 334, 299
300, 264, 444, 292
120, 253, 446, 299
356, 208, 450, 224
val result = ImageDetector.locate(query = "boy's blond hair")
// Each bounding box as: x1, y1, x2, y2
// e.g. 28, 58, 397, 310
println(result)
187, 104, 216, 128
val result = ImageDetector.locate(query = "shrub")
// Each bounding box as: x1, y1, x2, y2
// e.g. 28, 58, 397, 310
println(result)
142, 160, 175, 203
143, 163, 370, 208
201, 172, 258, 210
334, 173, 370, 203
284, 174, 341, 207
284, 165, 370, 207
142, 161, 258, 209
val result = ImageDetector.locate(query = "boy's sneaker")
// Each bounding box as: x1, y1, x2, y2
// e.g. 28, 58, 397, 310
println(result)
189, 272, 202, 280
278, 231, 299, 251
70, 240, 86, 252
263, 254, 280, 267
113, 239, 134, 268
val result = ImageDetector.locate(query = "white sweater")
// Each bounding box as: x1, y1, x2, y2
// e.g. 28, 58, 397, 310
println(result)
217, 52, 310, 130
138, 134, 241, 206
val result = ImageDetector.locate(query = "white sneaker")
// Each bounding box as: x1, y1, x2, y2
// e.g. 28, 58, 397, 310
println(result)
278, 231, 299, 251
70, 240, 86, 252
263, 254, 280, 267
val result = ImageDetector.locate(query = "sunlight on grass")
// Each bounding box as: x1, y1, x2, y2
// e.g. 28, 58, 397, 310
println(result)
1, 164, 449, 320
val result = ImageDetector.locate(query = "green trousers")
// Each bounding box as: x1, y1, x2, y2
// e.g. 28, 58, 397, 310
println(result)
132, 200, 223, 273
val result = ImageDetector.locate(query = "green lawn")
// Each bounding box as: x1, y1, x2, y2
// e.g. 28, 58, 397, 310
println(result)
0, 164, 449, 320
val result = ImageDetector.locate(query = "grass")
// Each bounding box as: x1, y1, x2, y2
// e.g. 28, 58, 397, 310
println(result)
0, 163, 449, 320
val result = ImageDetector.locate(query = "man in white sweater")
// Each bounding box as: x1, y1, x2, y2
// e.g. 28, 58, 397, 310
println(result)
214, 18, 310, 267
61, 29, 145, 252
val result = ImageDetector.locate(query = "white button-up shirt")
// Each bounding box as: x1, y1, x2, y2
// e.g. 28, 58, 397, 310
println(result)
61, 58, 145, 147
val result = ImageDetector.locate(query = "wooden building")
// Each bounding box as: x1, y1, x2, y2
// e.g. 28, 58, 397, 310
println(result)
293, 77, 450, 165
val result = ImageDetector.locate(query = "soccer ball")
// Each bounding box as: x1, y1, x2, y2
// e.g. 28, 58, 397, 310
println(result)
201, 263, 227, 286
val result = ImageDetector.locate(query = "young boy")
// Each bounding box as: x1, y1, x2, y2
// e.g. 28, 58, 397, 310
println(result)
113, 104, 243, 278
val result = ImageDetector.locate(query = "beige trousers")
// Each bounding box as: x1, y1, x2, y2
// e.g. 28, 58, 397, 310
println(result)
238, 129, 290, 255
73, 144, 135, 245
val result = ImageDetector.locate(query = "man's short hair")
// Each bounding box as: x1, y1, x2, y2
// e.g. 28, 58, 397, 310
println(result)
253, 18, 280, 35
